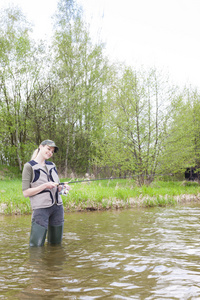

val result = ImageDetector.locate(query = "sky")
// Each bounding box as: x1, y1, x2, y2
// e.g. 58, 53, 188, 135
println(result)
0, 0, 200, 89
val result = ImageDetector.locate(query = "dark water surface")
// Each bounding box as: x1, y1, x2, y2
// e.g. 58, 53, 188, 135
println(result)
1, 205, 200, 299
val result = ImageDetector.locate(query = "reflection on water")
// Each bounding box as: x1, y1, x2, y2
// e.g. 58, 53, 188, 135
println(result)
1, 205, 200, 299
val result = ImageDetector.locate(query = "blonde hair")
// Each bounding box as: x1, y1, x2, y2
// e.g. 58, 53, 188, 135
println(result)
31, 148, 40, 160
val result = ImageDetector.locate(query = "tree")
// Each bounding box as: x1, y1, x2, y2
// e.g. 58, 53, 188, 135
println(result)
52, 0, 108, 176
0, 7, 55, 169
160, 86, 200, 177
0, 7, 34, 169
95, 66, 175, 185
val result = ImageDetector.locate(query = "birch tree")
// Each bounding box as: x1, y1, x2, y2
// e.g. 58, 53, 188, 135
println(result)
96, 66, 175, 184
52, 0, 107, 176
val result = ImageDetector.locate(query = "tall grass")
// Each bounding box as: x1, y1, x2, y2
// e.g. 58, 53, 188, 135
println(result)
63, 179, 200, 210
1, 177, 200, 214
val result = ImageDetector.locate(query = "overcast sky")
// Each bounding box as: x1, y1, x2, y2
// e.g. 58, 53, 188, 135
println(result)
0, 0, 200, 89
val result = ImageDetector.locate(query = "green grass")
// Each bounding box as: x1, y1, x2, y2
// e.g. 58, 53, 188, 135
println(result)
0, 178, 32, 214
1, 175, 200, 214
63, 179, 200, 211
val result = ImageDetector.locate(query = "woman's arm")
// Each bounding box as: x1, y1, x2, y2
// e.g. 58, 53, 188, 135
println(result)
23, 181, 58, 198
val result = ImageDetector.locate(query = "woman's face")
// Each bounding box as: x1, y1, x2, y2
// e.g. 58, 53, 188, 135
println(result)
40, 145, 55, 160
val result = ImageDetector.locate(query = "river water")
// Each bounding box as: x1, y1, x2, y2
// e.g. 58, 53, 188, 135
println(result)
1, 205, 200, 299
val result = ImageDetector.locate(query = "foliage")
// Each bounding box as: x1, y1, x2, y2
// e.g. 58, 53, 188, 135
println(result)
0, 0, 200, 181
0, 165, 21, 180
94, 66, 176, 184
0, 7, 48, 170
51, 0, 108, 176
159, 87, 200, 174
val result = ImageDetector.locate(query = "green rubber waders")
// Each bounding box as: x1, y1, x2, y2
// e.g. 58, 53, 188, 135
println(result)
47, 224, 64, 245
29, 222, 47, 247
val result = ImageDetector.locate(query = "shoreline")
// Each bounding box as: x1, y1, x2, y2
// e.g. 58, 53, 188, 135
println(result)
1, 193, 200, 215
65, 193, 200, 212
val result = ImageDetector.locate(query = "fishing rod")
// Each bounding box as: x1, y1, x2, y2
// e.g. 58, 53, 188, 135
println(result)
57, 173, 174, 195
57, 177, 130, 196
58, 176, 129, 185
58, 173, 174, 186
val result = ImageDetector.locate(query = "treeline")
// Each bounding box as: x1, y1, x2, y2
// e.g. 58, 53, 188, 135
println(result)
0, 0, 200, 184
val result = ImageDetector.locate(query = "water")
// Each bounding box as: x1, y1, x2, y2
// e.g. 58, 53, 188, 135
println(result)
1, 205, 200, 299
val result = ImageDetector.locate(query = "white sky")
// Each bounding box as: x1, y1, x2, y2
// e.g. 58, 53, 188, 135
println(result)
0, 0, 200, 89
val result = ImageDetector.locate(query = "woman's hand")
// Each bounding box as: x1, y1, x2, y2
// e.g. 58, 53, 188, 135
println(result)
58, 183, 70, 195
63, 183, 70, 191
45, 182, 58, 189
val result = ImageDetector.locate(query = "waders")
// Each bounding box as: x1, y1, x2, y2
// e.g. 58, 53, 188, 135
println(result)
47, 224, 64, 245
29, 223, 64, 246
29, 222, 47, 247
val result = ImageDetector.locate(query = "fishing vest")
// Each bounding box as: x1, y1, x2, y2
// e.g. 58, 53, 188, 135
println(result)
28, 160, 63, 209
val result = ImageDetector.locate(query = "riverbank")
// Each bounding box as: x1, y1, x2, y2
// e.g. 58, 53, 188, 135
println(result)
1, 177, 200, 214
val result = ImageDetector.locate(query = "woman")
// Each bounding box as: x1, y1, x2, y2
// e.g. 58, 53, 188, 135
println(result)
22, 139, 70, 247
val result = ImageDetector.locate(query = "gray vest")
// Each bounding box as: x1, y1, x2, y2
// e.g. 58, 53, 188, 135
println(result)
28, 160, 63, 209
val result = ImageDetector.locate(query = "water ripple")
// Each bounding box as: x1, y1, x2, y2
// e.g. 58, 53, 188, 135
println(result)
1, 207, 200, 299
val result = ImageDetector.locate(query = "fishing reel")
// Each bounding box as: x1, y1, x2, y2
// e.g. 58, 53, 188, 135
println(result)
58, 182, 70, 196
59, 188, 69, 196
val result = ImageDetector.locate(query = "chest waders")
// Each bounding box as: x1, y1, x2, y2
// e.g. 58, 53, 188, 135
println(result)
28, 160, 64, 247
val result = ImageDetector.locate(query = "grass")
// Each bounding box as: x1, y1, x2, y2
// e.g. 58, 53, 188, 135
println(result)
1, 170, 200, 214
0, 178, 32, 214
60, 178, 200, 211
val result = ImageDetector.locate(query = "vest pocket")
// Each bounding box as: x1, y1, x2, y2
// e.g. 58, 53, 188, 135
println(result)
30, 190, 54, 209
